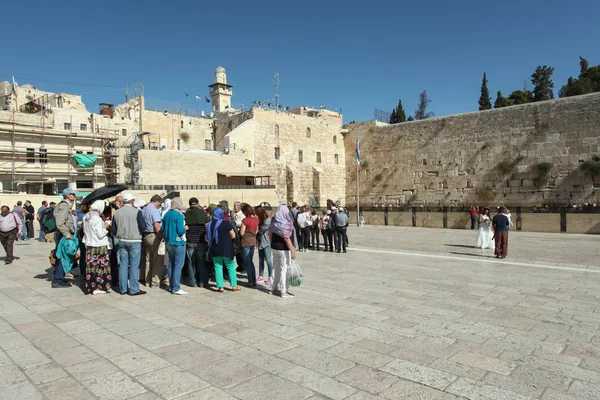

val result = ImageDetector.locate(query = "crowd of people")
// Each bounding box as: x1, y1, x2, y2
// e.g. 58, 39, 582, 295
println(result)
1, 189, 352, 299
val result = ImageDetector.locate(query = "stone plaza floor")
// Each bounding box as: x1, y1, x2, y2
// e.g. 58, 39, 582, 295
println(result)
1, 226, 600, 399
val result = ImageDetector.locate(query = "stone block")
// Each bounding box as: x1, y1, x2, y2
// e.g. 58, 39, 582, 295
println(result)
379, 359, 457, 390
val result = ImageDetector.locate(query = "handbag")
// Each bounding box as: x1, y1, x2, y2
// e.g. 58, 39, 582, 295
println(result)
157, 239, 166, 256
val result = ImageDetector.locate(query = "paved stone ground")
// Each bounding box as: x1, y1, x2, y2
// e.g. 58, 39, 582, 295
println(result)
1, 226, 599, 399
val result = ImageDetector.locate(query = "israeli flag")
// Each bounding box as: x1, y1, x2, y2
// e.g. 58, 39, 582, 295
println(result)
356, 136, 361, 164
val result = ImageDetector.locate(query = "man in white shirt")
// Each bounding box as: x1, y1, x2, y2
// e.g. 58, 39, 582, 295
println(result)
0, 205, 22, 264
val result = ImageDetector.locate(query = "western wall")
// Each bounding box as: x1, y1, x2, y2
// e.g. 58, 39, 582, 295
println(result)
344, 93, 600, 208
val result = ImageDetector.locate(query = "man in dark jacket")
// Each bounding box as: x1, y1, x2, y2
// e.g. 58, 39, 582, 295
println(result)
184, 197, 209, 288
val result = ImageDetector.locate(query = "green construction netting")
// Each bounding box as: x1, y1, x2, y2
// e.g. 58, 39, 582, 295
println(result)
72, 154, 97, 168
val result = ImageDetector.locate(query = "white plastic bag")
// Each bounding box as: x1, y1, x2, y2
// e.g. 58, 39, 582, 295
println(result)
288, 258, 304, 287
157, 239, 166, 256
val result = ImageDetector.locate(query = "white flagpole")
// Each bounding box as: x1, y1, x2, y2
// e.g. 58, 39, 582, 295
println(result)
356, 133, 360, 227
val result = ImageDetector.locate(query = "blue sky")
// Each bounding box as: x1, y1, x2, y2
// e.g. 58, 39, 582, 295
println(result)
2, 0, 598, 122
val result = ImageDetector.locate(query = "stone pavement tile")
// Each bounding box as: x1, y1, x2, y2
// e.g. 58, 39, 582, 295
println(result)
125, 327, 189, 350
226, 345, 295, 375
73, 329, 141, 357
270, 316, 307, 328
0, 330, 31, 350
567, 380, 600, 400
278, 346, 355, 377
532, 349, 582, 367
345, 391, 386, 400
102, 317, 158, 336
2, 311, 43, 325
301, 323, 340, 336
65, 358, 118, 381
446, 377, 535, 400
226, 329, 298, 355
0, 364, 28, 388
55, 318, 103, 335
379, 379, 460, 400
325, 343, 393, 369
502, 333, 565, 354
79, 308, 133, 324
346, 326, 408, 344
189, 356, 264, 389
483, 338, 536, 355
12, 320, 54, 335
0, 349, 11, 366
511, 365, 572, 392
39, 376, 94, 400
427, 358, 487, 381
137, 365, 209, 400
280, 366, 357, 400
26, 327, 80, 353
188, 330, 243, 353
541, 388, 583, 400
111, 349, 172, 376
177, 386, 238, 400
39, 310, 83, 324
291, 333, 339, 351
128, 393, 163, 400
388, 348, 437, 366
323, 330, 362, 344
354, 339, 398, 355
226, 374, 313, 400
152, 340, 225, 371
5, 345, 51, 368
308, 316, 356, 331
449, 350, 516, 375
483, 372, 546, 398
335, 365, 398, 394
0, 380, 44, 400
24, 362, 68, 385
82, 370, 147, 400
265, 325, 309, 340
202, 321, 242, 337
378, 359, 457, 391
46, 345, 100, 367
563, 342, 600, 361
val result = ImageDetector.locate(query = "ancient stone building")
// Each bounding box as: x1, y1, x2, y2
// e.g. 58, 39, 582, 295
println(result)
344, 93, 600, 207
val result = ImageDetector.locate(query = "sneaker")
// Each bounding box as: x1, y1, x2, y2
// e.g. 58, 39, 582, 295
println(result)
280, 292, 295, 298
266, 277, 273, 286
172, 289, 188, 295
256, 277, 264, 284
52, 280, 71, 288
130, 290, 147, 296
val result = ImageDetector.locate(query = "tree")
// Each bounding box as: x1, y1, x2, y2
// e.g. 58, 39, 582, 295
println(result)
494, 91, 510, 108
508, 90, 532, 105
559, 56, 600, 97
414, 90, 434, 120
389, 109, 397, 124
478, 72, 492, 110
531, 65, 555, 101
407, 116, 414, 121
395, 100, 406, 123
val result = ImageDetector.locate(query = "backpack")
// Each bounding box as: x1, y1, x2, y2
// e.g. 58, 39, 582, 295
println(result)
326, 216, 333, 230
40, 208, 57, 233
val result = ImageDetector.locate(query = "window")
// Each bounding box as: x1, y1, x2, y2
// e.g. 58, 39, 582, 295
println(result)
176, 139, 181, 150
316, 152, 322, 163
121, 128, 127, 136
64, 123, 71, 130
76, 180, 94, 189
275, 125, 279, 137
298, 150, 303, 163
306, 127, 311, 138
180, 120, 184, 129
205, 139, 212, 150
333, 136, 337, 144
247, 160, 252, 168
87, 151, 93, 155
334, 154, 339, 164
274, 147, 280, 160
26, 148, 35, 164
80, 123, 87, 131
39, 148, 47, 164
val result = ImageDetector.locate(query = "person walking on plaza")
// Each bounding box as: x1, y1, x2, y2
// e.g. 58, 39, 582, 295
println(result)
475, 207, 493, 249
112, 193, 146, 295
297, 205, 312, 252
184, 197, 209, 288
469, 206, 479, 230
36, 201, 48, 241
269, 205, 297, 298
255, 206, 273, 286
24, 200, 35, 240
162, 197, 188, 295
240, 204, 259, 286
492, 207, 510, 259
321, 209, 333, 252
310, 209, 320, 250
206, 207, 241, 293
330, 207, 339, 251
83, 200, 112, 295
142, 195, 164, 288
13, 201, 27, 241
334, 206, 349, 253
291, 202, 302, 251
52, 188, 77, 288
0, 205, 22, 264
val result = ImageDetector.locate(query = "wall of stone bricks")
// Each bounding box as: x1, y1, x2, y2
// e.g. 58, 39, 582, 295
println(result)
344, 93, 600, 207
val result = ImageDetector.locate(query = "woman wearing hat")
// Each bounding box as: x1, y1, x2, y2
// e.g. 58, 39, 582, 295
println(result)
83, 200, 112, 294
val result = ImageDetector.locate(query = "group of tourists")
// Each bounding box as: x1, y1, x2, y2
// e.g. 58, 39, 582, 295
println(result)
291, 202, 350, 253
472, 206, 513, 258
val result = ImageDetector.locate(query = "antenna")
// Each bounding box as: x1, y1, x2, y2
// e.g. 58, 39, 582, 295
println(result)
273, 72, 280, 110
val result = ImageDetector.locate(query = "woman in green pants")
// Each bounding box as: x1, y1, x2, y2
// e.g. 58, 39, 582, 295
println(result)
206, 207, 241, 293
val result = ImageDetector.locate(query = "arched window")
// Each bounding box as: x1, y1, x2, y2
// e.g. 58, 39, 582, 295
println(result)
306, 127, 311, 138
333, 135, 337, 144
275, 125, 279, 137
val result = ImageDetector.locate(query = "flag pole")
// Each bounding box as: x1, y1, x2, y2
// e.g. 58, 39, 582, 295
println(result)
356, 132, 360, 227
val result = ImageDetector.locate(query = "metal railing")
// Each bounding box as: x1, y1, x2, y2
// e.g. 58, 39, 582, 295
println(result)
129, 184, 275, 191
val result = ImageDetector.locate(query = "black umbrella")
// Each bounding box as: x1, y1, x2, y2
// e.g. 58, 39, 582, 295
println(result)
81, 184, 128, 206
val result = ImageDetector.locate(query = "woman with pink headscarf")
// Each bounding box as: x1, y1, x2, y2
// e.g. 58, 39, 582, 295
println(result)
268, 205, 297, 298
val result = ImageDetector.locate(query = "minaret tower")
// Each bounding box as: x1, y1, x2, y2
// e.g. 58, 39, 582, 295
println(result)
208, 66, 233, 113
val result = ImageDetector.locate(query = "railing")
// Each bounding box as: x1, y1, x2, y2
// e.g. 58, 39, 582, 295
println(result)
129, 184, 275, 191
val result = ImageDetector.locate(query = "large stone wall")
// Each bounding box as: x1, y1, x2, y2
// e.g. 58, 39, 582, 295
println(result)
344, 93, 600, 207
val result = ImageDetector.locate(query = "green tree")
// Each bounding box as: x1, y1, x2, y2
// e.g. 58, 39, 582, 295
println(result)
407, 116, 414, 121
414, 90, 434, 120
478, 72, 492, 110
559, 56, 600, 97
494, 91, 510, 108
395, 99, 407, 122
508, 90, 532, 105
531, 65, 555, 101
389, 109, 397, 124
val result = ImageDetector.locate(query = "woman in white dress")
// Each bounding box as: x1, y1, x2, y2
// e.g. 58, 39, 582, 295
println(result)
476, 208, 493, 249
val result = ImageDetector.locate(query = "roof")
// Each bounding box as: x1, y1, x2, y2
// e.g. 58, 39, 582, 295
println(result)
208, 82, 233, 88
217, 172, 271, 178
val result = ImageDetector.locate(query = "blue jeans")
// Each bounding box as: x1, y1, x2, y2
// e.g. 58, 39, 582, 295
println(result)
186, 242, 208, 287
258, 246, 273, 279
118, 241, 141, 294
53, 232, 65, 282
19, 218, 28, 241
242, 246, 256, 284
167, 243, 185, 293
